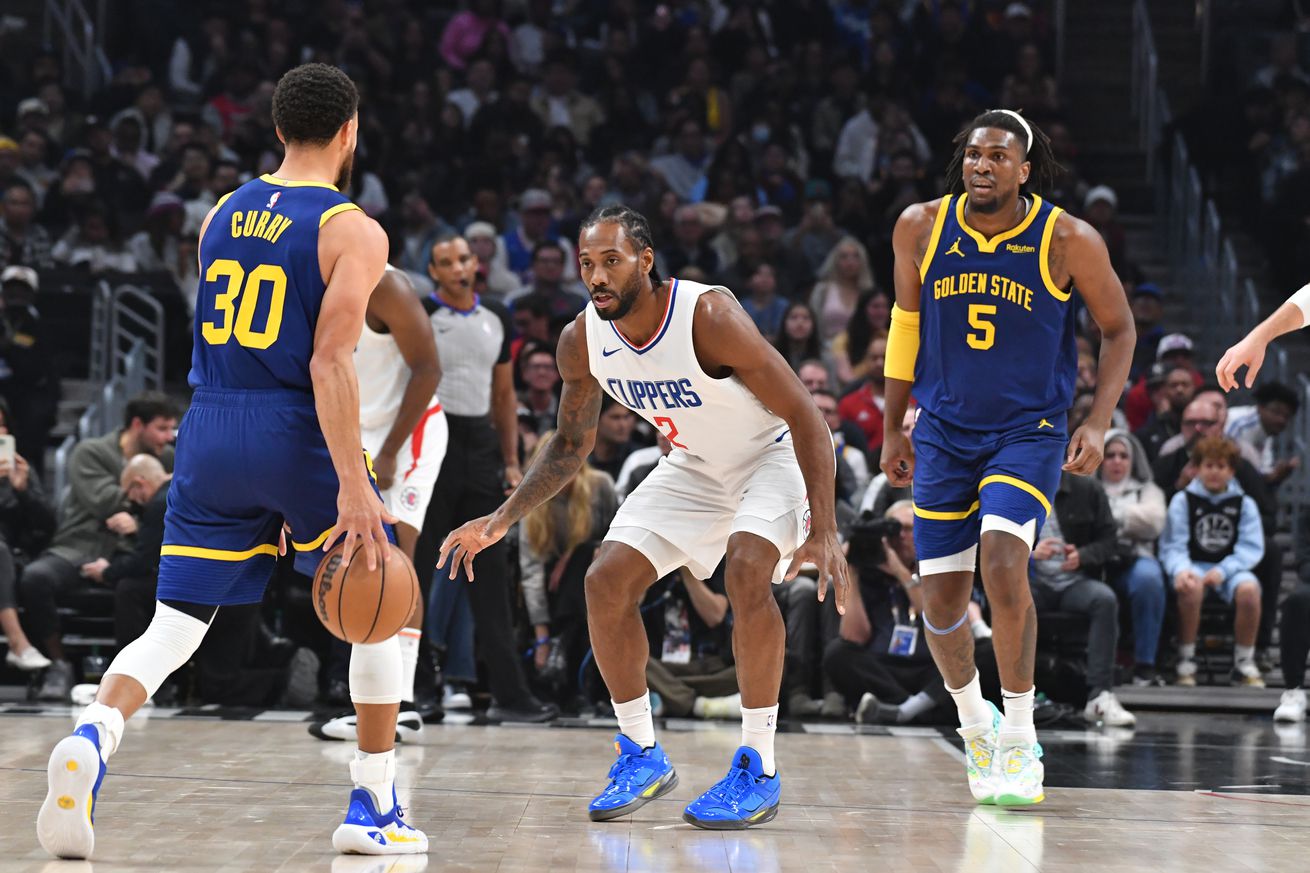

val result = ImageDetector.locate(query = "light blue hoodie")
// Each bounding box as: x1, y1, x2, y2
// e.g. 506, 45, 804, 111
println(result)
1159, 477, 1265, 580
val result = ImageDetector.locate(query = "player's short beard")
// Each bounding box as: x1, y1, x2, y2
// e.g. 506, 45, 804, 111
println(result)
593, 270, 645, 322
335, 151, 354, 192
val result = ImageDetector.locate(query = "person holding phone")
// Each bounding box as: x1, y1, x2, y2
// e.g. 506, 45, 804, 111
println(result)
0, 399, 56, 671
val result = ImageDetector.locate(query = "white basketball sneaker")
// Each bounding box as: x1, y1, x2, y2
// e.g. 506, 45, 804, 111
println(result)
992, 733, 1045, 807
37, 725, 107, 859
332, 786, 428, 855
957, 701, 1002, 804
309, 706, 424, 743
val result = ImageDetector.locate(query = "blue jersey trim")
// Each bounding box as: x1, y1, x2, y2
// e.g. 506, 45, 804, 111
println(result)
610, 278, 679, 355
429, 292, 481, 316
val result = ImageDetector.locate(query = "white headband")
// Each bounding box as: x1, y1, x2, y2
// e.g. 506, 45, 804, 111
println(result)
994, 109, 1033, 153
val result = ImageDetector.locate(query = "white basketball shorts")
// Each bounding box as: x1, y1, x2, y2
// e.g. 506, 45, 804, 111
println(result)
605, 439, 811, 581
361, 401, 447, 531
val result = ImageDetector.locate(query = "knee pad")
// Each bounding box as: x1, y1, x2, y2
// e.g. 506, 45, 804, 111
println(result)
103, 601, 213, 698
349, 635, 403, 705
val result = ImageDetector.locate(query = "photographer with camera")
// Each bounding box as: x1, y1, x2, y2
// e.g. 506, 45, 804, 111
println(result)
824, 501, 998, 724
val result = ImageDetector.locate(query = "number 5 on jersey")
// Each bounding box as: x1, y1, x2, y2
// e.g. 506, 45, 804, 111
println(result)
202, 258, 287, 349
967, 304, 996, 350
654, 416, 688, 450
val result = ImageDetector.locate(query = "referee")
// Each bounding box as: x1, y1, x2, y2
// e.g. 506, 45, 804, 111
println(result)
414, 233, 558, 722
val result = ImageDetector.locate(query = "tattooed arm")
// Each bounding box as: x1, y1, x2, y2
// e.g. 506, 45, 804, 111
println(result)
438, 317, 603, 579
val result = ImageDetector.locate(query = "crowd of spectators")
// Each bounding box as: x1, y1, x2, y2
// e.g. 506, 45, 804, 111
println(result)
0, 1, 1307, 727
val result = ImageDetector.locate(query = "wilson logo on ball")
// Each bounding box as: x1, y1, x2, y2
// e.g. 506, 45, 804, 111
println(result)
316, 553, 342, 621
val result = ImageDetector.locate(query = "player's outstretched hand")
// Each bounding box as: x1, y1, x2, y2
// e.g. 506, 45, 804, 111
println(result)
785, 529, 850, 616
1063, 423, 1105, 475
880, 430, 915, 488
1216, 332, 1267, 392
327, 479, 396, 572
439, 514, 509, 582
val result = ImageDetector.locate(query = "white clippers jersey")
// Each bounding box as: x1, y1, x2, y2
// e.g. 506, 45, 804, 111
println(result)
585, 278, 788, 470
355, 265, 438, 430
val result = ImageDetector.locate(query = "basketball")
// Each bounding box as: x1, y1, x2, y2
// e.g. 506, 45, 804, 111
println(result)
311, 541, 418, 644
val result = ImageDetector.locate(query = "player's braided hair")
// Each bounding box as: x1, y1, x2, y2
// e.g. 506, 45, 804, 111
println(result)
271, 63, 359, 146
579, 204, 662, 286
944, 109, 1062, 197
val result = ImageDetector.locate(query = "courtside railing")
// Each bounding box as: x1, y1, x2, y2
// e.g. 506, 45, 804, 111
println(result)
1131, 0, 1305, 513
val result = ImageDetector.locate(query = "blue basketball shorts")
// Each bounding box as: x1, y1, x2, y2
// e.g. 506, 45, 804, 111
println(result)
157, 388, 391, 606
910, 409, 1066, 562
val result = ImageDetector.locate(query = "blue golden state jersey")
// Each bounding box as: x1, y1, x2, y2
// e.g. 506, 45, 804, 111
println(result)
189, 175, 361, 391
915, 193, 1076, 431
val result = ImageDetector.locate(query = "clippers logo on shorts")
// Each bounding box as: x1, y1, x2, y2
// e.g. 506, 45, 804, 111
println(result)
316, 553, 342, 623
400, 486, 420, 512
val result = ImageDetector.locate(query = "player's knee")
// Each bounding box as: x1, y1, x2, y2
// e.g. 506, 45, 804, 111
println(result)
979, 535, 1030, 583
724, 554, 781, 609
983, 577, 1032, 614
104, 601, 211, 698
584, 560, 643, 612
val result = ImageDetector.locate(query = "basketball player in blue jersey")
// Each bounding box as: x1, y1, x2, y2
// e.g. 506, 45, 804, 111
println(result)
881, 110, 1135, 806
36, 64, 427, 859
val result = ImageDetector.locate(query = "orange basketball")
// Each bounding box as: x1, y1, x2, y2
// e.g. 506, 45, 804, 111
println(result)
311, 541, 418, 644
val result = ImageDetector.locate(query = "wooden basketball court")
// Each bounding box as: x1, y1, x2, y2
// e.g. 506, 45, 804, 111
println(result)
2, 709, 1307, 872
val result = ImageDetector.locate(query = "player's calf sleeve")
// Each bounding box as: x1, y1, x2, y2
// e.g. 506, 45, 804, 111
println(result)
350, 636, 403, 705
103, 601, 213, 701
885, 304, 921, 382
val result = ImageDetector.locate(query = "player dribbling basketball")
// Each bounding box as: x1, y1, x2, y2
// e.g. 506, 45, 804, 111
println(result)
36, 64, 426, 859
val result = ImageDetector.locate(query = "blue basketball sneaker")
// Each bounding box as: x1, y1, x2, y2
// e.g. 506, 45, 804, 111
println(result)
682, 746, 780, 829
332, 786, 429, 854
37, 724, 107, 859
588, 734, 680, 821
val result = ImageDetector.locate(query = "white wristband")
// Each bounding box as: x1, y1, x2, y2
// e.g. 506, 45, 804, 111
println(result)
1289, 282, 1310, 328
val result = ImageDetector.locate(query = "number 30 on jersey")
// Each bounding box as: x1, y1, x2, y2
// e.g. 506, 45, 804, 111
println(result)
202, 258, 287, 349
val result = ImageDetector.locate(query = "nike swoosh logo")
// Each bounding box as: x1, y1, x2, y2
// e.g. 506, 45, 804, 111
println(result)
602, 347, 621, 357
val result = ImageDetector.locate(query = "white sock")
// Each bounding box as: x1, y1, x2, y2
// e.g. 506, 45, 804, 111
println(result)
898, 691, 937, 723
397, 628, 422, 703
613, 691, 655, 748
946, 671, 991, 729
1178, 642, 1196, 662
1001, 687, 1037, 743
75, 701, 125, 762
351, 748, 396, 814
741, 703, 779, 776
970, 619, 993, 640
1235, 644, 1255, 666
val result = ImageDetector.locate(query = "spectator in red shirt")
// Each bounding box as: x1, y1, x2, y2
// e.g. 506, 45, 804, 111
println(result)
838, 337, 886, 457
1125, 332, 1203, 430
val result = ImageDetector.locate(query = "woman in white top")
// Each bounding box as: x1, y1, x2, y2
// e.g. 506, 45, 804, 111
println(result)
1098, 429, 1168, 684
808, 236, 875, 341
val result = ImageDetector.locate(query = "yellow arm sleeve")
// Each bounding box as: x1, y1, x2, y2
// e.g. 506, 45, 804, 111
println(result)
884, 304, 920, 382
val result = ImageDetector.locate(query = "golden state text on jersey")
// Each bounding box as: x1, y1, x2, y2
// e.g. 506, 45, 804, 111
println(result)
914, 193, 1076, 431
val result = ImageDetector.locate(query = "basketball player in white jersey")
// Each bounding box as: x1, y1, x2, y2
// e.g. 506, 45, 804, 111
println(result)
440, 205, 848, 829
311, 264, 447, 742
1217, 282, 1310, 391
